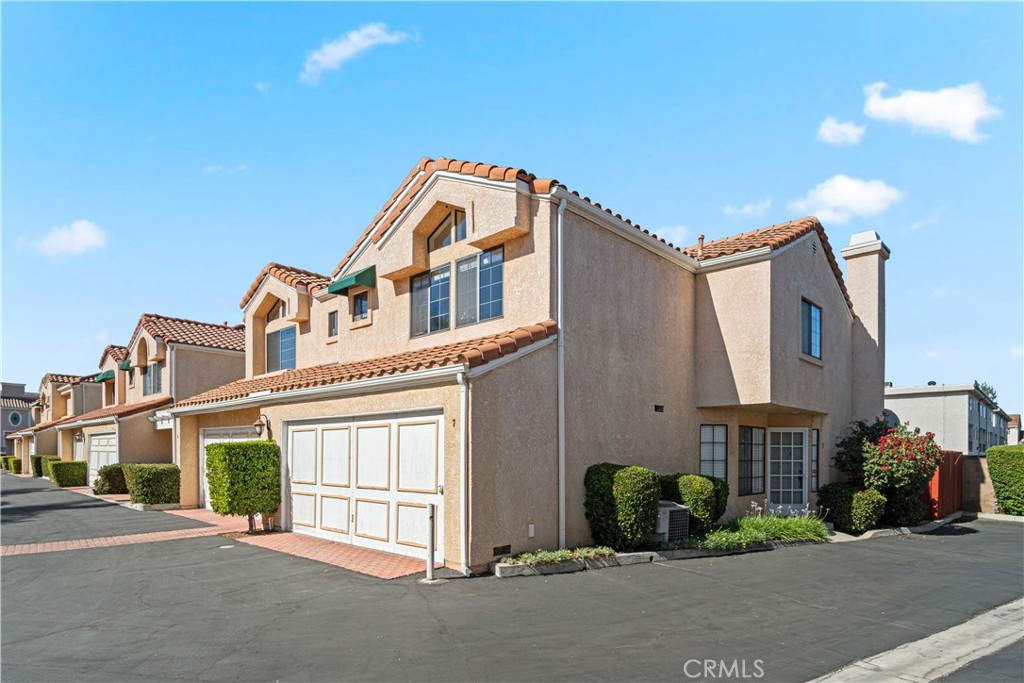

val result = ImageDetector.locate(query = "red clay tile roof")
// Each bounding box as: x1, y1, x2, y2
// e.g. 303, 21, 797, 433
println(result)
682, 217, 853, 310
239, 262, 332, 309
60, 396, 173, 426
98, 345, 128, 368
126, 313, 245, 353
0, 397, 33, 409
332, 157, 560, 278
1010, 414, 1021, 429
40, 373, 91, 389
175, 320, 558, 409
22, 414, 78, 433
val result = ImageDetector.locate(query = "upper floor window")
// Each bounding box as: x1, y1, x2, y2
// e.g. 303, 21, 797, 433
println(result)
9, 411, 22, 427
266, 326, 297, 373
427, 209, 467, 252
456, 247, 504, 327
328, 311, 339, 337
352, 291, 369, 322
128, 368, 135, 387
411, 266, 451, 337
143, 361, 164, 396
801, 299, 822, 359
267, 300, 288, 322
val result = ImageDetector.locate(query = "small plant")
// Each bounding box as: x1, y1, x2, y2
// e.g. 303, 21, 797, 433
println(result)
584, 463, 660, 551
734, 502, 829, 542
93, 463, 128, 495
503, 546, 614, 566
700, 528, 768, 551
122, 464, 180, 505
660, 473, 728, 536
986, 445, 1024, 516
206, 441, 281, 533
46, 460, 88, 487
850, 489, 887, 534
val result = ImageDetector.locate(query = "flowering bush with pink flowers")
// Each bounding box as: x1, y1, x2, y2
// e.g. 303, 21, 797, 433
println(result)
863, 424, 943, 526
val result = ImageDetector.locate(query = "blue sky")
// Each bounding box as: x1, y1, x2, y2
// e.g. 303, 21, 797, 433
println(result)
3, 2, 1022, 414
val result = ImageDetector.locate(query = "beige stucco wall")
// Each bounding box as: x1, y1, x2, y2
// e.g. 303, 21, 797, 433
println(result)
33, 429, 57, 457
116, 414, 172, 463
99, 355, 125, 408
125, 330, 171, 404
172, 346, 245, 402
962, 456, 997, 513
560, 206, 699, 547
844, 245, 887, 420
884, 392, 969, 454
176, 407, 262, 508
467, 343, 559, 565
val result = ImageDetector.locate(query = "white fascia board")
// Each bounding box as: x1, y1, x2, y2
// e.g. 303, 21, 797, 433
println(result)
167, 364, 466, 416
466, 335, 557, 379
56, 416, 116, 430
694, 246, 773, 272
552, 188, 699, 273
167, 342, 244, 357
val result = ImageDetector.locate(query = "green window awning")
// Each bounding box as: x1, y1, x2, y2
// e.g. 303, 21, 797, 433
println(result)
95, 370, 115, 382
119, 360, 132, 371
328, 266, 376, 295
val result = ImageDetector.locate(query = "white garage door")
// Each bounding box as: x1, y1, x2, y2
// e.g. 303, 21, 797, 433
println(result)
29, 440, 36, 456
200, 427, 260, 509
287, 413, 444, 563
87, 433, 118, 485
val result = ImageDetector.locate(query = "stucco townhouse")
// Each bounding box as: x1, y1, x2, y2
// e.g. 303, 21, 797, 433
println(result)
2, 382, 38, 457
53, 314, 246, 484
168, 156, 889, 574
12, 373, 102, 472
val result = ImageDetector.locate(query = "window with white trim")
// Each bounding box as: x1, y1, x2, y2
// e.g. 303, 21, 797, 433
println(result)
738, 426, 765, 495
456, 247, 504, 327
801, 299, 822, 359
266, 326, 296, 372
143, 361, 164, 396
700, 424, 727, 480
411, 266, 451, 337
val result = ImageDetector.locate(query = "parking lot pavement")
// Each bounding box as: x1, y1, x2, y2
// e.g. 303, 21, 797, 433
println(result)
0, 472, 209, 545
2, 470, 1022, 682
938, 639, 1024, 682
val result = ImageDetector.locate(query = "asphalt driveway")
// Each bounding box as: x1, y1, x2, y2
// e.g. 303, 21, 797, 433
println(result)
2, 471, 1022, 682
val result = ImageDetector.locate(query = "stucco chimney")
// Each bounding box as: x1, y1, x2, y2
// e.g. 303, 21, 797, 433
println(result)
841, 230, 891, 417
697, 234, 705, 258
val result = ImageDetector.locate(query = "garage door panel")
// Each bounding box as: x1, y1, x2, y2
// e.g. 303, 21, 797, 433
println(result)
355, 425, 390, 490
320, 495, 350, 534
290, 429, 317, 485
320, 427, 350, 487
354, 498, 389, 542
87, 433, 117, 485
291, 492, 316, 528
396, 502, 433, 549
397, 421, 438, 493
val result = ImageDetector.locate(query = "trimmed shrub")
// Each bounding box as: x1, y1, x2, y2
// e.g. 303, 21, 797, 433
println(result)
734, 510, 829, 543
660, 473, 728, 536
47, 460, 87, 487
34, 455, 59, 478
987, 445, 1024, 516
122, 464, 180, 505
584, 463, 661, 551
817, 482, 854, 533
1, 456, 11, 470
93, 463, 128, 495
851, 489, 887, 535
206, 441, 281, 533
8, 457, 23, 474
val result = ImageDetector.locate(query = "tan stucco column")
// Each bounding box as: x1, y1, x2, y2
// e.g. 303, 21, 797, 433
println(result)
58, 430, 76, 461
176, 415, 200, 508
17, 439, 29, 474
842, 231, 891, 419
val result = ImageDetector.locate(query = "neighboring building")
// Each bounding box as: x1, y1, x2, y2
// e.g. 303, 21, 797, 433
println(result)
1, 382, 39, 456
54, 315, 246, 484
169, 156, 889, 573
1007, 414, 1021, 445
11, 373, 102, 471
884, 382, 1009, 455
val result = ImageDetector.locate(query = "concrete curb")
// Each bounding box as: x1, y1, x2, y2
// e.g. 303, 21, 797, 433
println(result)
830, 510, 968, 542
124, 502, 181, 512
962, 511, 1024, 524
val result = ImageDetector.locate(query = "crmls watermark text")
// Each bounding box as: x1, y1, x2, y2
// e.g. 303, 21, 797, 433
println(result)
682, 659, 765, 679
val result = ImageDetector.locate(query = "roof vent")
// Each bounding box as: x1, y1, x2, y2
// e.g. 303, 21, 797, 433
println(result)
927, 381, 937, 386
811, 241, 818, 255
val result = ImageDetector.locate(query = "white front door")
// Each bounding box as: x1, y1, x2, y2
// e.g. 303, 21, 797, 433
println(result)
87, 433, 118, 485
29, 440, 36, 456
73, 438, 84, 462
768, 429, 807, 513
200, 427, 260, 509
287, 412, 444, 563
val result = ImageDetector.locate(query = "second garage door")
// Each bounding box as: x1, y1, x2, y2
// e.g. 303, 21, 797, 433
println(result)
287, 413, 444, 563
87, 433, 117, 485
200, 427, 261, 509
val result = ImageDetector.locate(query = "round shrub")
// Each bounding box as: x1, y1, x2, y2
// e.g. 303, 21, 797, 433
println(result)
986, 445, 1024, 516
206, 441, 281, 533
584, 463, 660, 551
864, 424, 942, 526
122, 464, 180, 505
850, 489, 886, 535
817, 482, 854, 533
93, 463, 128, 495
660, 473, 727, 536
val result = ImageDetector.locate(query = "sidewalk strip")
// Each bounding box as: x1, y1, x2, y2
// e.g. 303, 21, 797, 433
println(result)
810, 597, 1024, 682
1, 527, 229, 556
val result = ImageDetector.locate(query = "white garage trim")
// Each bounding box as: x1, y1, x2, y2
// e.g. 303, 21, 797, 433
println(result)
87, 433, 118, 485
199, 426, 261, 509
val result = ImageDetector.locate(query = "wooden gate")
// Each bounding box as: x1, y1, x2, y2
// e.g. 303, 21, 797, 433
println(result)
920, 450, 963, 520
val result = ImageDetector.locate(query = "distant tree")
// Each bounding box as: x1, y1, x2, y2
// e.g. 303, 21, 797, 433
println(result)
977, 381, 998, 403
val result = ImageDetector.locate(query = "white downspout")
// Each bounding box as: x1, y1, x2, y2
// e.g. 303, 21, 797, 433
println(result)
456, 371, 470, 576
170, 344, 178, 467
556, 197, 567, 549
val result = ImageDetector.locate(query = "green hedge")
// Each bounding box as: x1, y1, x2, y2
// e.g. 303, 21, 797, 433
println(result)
206, 441, 281, 532
31, 455, 59, 478
123, 464, 180, 505
660, 473, 728, 536
818, 483, 887, 535
584, 463, 661, 551
93, 463, 128, 495
1, 456, 12, 471
47, 460, 87, 487
986, 446, 1024, 516
2, 456, 22, 473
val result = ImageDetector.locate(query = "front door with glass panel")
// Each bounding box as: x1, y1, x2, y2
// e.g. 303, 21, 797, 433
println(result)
769, 430, 806, 513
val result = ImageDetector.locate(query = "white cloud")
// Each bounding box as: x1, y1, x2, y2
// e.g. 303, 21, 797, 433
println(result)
788, 174, 903, 224
299, 23, 410, 85
27, 219, 108, 257
202, 164, 248, 175
723, 198, 771, 218
650, 225, 694, 248
863, 81, 1001, 143
817, 117, 866, 146
254, 81, 271, 94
